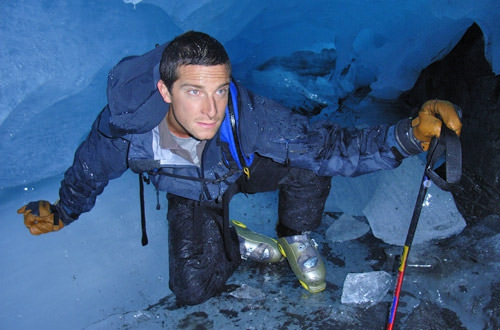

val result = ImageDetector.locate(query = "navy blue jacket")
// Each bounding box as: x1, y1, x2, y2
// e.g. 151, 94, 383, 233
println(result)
58, 43, 418, 223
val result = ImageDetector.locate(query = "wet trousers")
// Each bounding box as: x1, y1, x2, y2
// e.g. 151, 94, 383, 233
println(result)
167, 155, 331, 305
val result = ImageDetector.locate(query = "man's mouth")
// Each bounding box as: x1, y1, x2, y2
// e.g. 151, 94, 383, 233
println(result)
197, 121, 217, 128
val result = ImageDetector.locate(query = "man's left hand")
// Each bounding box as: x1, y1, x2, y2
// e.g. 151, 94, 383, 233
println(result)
412, 100, 462, 150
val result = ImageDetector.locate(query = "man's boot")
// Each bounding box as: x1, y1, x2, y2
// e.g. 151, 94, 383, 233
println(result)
277, 233, 326, 293
232, 220, 284, 263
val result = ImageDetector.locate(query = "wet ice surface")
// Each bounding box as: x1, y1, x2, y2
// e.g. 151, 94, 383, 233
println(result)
85, 209, 500, 330
2, 171, 499, 329
1, 132, 497, 330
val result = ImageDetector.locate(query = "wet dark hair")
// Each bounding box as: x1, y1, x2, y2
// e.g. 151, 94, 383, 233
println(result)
159, 31, 231, 91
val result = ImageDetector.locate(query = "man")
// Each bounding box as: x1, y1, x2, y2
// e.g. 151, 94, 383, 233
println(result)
18, 31, 462, 305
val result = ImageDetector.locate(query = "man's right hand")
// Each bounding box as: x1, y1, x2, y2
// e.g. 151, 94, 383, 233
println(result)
17, 201, 65, 235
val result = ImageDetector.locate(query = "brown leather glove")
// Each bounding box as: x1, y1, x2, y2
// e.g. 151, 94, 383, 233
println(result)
412, 100, 462, 150
17, 201, 65, 235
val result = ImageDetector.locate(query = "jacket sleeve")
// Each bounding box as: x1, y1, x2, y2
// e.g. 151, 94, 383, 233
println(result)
284, 121, 406, 177
58, 106, 130, 224
238, 87, 421, 178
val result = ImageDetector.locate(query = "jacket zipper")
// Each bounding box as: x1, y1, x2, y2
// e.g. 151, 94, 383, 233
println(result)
228, 89, 250, 179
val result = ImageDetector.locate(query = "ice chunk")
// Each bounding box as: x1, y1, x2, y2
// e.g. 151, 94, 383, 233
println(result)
363, 156, 466, 246
325, 214, 370, 243
341, 271, 392, 305
328, 173, 382, 216
228, 284, 266, 300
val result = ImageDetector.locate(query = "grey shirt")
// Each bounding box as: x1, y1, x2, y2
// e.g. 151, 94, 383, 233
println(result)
158, 117, 206, 167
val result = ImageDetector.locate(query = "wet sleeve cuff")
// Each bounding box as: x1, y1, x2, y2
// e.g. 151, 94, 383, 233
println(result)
388, 118, 424, 160
55, 200, 80, 225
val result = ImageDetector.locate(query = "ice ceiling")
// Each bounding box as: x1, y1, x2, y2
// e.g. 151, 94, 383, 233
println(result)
1, 0, 498, 188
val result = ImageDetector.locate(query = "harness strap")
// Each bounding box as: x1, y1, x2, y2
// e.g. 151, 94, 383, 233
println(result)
157, 168, 241, 184
139, 173, 149, 246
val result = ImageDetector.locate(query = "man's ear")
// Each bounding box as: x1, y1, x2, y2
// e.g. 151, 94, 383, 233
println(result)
157, 80, 172, 103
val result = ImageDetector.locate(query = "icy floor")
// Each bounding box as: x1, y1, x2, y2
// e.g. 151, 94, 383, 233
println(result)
91, 191, 500, 329
2, 171, 499, 330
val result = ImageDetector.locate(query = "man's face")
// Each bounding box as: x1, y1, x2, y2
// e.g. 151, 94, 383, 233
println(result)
157, 64, 230, 140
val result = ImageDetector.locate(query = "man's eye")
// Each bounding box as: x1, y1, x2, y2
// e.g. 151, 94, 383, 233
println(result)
217, 88, 228, 96
188, 90, 200, 95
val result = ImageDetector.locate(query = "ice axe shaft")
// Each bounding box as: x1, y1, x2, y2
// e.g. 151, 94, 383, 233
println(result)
386, 171, 431, 330
386, 125, 461, 330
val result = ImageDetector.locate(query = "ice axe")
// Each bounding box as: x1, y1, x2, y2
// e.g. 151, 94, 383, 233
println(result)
386, 124, 461, 330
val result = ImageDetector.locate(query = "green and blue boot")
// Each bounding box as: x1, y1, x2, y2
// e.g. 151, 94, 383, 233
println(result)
232, 220, 284, 263
277, 233, 326, 293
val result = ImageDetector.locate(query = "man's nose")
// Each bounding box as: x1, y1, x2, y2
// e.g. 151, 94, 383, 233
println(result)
202, 96, 218, 118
